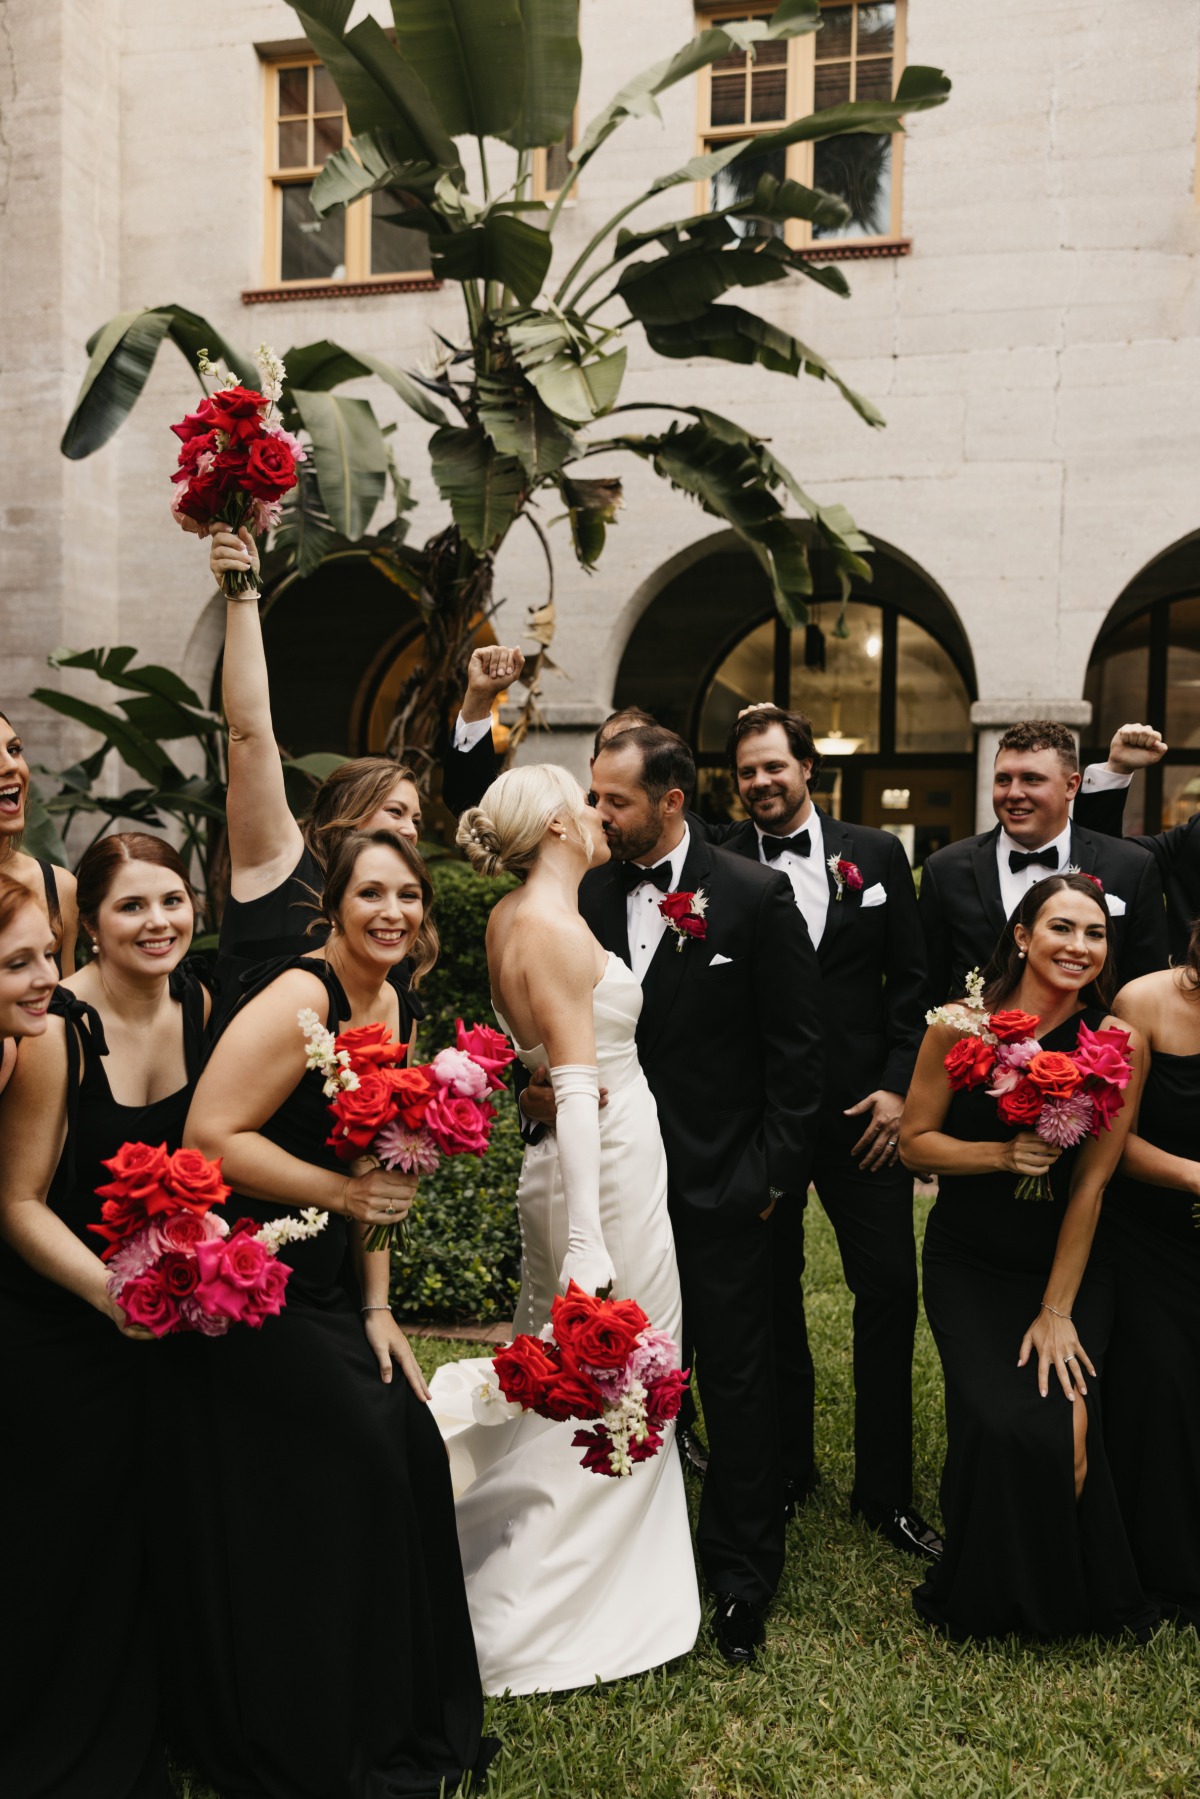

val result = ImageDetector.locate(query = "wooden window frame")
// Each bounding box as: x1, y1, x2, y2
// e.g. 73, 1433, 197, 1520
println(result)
257, 51, 437, 297
531, 109, 580, 207
694, 1, 909, 254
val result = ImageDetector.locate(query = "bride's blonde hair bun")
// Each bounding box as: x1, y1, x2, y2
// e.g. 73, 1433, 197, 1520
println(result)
457, 765, 593, 881
457, 807, 507, 878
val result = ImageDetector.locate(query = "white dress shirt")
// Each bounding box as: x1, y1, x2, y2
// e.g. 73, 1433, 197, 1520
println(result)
755, 811, 829, 949
626, 827, 692, 984
1080, 762, 1132, 794
996, 818, 1074, 919
453, 711, 494, 752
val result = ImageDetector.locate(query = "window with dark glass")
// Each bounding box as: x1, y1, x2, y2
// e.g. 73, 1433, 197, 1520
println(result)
1083, 592, 1200, 834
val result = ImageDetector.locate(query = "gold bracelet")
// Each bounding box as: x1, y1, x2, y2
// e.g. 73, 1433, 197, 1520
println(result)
1040, 1301, 1073, 1322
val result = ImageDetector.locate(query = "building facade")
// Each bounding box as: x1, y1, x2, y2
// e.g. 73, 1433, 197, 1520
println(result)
3, 0, 1200, 847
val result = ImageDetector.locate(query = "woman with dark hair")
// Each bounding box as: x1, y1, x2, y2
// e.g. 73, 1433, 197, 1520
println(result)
0, 869, 58, 1093
901, 873, 1154, 1640
174, 828, 492, 1799
0, 832, 209, 1799
0, 706, 79, 971
203, 529, 423, 999
1102, 923, 1200, 1626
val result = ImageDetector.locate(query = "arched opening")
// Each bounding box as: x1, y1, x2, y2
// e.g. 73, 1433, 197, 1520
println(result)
614, 534, 977, 864
1083, 531, 1200, 833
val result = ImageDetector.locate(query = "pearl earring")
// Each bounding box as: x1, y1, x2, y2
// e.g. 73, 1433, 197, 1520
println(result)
1017, 949, 1025, 959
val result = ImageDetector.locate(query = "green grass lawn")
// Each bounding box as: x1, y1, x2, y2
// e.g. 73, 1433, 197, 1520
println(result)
176, 1193, 1199, 1799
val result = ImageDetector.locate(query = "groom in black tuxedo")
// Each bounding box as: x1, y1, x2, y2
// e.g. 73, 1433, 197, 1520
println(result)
708, 707, 940, 1561
919, 719, 1168, 1005
585, 726, 823, 1667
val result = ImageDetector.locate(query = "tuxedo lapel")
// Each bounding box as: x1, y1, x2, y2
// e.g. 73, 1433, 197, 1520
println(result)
638, 834, 712, 1059
970, 828, 1009, 941
818, 810, 852, 961
721, 821, 761, 863
1067, 825, 1097, 875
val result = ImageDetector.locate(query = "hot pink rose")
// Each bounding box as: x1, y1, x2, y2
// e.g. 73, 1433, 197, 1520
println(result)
1074, 1021, 1133, 1091
430, 1047, 490, 1100
423, 1089, 493, 1157
645, 1367, 689, 1424
118, 1270, 180, 1337
1088, 1082, 1126, 1135
194, 1236, 275, 1325
243, 1257, 290, 1325
454, 1020, 515, 1091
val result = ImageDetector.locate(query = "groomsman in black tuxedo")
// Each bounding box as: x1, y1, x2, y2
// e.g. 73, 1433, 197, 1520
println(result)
584, 726, 823, 1667
919, 719, 1168, 1005
1073, 720, 1200, 961
710, 706, 940, 1560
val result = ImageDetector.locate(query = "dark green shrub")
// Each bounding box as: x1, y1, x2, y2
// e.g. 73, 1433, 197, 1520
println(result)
392, 857, 524, 1323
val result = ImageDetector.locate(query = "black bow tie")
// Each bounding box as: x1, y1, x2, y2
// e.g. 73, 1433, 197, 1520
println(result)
1008, 846, 1059, 874
761, 831, 811, 862
621, 860, 673, 894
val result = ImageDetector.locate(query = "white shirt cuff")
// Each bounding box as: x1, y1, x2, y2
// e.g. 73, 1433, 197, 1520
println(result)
453, 712, 494, 752
1080, 762, 1133, 793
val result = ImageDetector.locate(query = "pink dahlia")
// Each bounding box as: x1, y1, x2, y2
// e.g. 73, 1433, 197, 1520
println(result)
1036, 1090, 1095, 1149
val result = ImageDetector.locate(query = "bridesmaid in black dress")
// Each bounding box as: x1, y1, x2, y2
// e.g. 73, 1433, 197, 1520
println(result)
0, 834, 208, 1799
0, 705, 80, 970
176, 828, 492, 1799
203, 528, 423, 1003
1104, 931, 1200, 1626
901, 873, 1155, 1640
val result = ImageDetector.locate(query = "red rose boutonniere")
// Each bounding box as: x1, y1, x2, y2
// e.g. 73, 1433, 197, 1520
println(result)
827, 855, 864, 902
659, 888, 708, 952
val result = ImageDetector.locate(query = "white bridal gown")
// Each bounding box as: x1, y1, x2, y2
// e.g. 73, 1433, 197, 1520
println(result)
428, 952, 701, 1695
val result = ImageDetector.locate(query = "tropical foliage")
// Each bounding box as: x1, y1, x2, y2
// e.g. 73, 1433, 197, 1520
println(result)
59, 0, 949, 768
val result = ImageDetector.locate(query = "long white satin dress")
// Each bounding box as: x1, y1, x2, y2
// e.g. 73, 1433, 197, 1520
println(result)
428, 952, 701, 1695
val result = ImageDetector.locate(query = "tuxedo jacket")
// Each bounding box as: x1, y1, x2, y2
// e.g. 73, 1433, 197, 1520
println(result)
443, 731, 501, 817
1073, 786, 1200, 964
918, 822, 1169, 1006
709, 811, 927, 1115
579, 834, 823, 1224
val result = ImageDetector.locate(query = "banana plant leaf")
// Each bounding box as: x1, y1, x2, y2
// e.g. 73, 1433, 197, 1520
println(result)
310, 133, 444, 216
502, 0, 582, 149
390, 0, 525, 141
643, 304, 884, 427
283, 340, 449, 427
289, 391, 390, 540
21, 789, 69, 865
270, 462, 347, 579
557, 474, 623, 569
287, 3, 460, 170
617, 232, 848, 326
61, 305, 257, 460
429, 425, 527, 553
28, 688, 177, 787
47, 645, 213, 711
477, 372, 577, 480
429, 214, 552, 306
727, 64, 951, 165
615, 172, 850, 260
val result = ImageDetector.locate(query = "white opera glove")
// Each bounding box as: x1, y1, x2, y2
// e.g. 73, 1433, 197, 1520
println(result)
550, 1064, 615, 1297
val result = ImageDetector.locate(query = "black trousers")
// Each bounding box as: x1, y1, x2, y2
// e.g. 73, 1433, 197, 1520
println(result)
673, 1204, 785, 1610
771, 1118, 918, 1516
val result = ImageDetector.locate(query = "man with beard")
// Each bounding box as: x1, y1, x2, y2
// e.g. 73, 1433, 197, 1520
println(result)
711, 706, 940, 1561
580, 725, 823, 1666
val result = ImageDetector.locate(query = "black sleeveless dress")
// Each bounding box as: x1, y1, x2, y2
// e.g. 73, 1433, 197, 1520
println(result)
164, 956, 492, 1799
214, 844, 327, 1018
915, 1007, 1156, 1641
0, 971, 206, 1799
1100, 1051, 1200, 1627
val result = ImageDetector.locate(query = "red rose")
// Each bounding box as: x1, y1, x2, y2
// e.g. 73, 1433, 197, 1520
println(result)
423, 1089, 492, 1158
208, 385, 268, 441
90, 1194, 146, 1260
455, 1019, 516, 1091
335, 1022, 407, 1071
629, 1423, 665, 1464
118, 1270, 179, 1337
538, 1364, 605, 1422
571, 1298, 649, 1370
550, 1281, 604, 1351
1025, 1050, 1083, 1101
158, 1252, 200, 1298
387, 1065, 438, 1129
162, 1147, 230, 1217
97, 1140, 171, 1204
988, 1009, 1040, 1044
997, 1078, 1044, 1126
645, 1369, 688, 1424
836, 859, 864, 893
493, 1334, 559, 1409
573, 1427, 621, 1476
176, 468, 236, 524
943, 1036, 996, 1091
170, 399, 218, 443
327, 1069, 399, 1161
243, 435, 298, 501
175, 430, 220, 473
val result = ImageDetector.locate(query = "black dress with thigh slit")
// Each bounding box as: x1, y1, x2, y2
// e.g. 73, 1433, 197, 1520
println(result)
914, 1006, 1157, 1641
0, 973, 205, 1799
1100, 1049, 1200, 1627
163, 955, 493, 1799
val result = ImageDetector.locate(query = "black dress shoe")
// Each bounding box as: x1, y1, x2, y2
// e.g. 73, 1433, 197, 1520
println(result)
711, 1594, 765, 1667
782, 1464, 820, 1520
677, 1424, 709, 1477
854, 1504, 944, 1562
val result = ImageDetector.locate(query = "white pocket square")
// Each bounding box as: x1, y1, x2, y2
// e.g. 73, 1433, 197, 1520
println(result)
861, 882, 887, 907
709, 952, 733, 966
1104, 892, 1127, 917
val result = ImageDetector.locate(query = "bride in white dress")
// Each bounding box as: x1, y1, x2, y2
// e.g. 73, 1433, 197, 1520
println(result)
428, 764, 700, 1695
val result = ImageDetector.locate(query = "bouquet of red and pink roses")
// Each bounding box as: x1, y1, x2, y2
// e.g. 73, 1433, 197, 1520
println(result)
491, 1282, 687, 1479
300, 1011, 516, 1251
931, 972, 1134, 1200
169, 344, 302, 592
91, 1141, 327, 1337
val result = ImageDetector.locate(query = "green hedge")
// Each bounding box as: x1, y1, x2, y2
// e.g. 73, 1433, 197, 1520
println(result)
390, 858, 525, 1324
